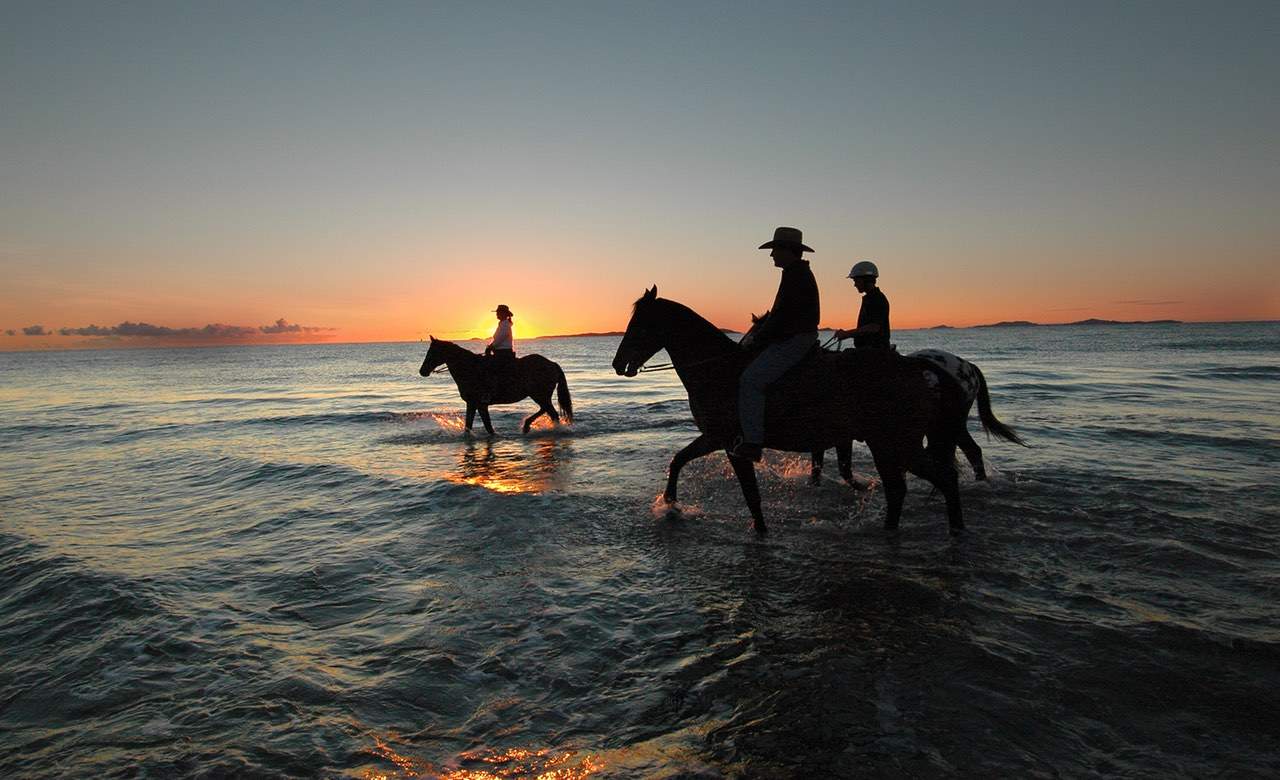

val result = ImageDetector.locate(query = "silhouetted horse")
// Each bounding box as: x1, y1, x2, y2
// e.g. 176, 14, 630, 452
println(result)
419, 337, 573, 435
612, 286, 963, 534
740, 314, 1025, 485
810, 348, 1026, 484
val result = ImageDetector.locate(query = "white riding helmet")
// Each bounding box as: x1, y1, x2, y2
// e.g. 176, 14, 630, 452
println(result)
848, 260, 879, 279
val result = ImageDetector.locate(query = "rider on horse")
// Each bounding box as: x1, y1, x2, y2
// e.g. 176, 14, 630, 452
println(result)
481, 304, 516, 403
731, 227, 820, 463
834, 260, 890, 350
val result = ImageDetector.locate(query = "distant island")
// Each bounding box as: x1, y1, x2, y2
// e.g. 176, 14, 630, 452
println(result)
531, 328, 742, 340
529, 318, 1189, 340
972, 318, 1182, 328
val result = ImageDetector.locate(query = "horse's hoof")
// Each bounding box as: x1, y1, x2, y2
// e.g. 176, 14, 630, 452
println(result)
809, 472, 822, 486
751, 520, 768, 535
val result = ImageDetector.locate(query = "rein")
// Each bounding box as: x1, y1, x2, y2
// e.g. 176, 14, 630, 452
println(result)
641, 334, 846, 373
638, 352, 737, 374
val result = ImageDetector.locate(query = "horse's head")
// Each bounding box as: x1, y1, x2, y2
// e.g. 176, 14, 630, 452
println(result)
613, 285, 666, 377
418, 336, 447, 376
744, 310, 770, 340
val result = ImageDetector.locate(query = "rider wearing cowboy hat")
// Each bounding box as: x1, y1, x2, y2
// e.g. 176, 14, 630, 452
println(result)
731, 227, 821, 462
481, 304, 516, 403
834, 261, 890, 350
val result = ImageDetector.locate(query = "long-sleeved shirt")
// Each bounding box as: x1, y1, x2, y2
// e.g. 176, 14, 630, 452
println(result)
754, 260, 820, 343
490, 319, 514, 351
855, 288, 890, 349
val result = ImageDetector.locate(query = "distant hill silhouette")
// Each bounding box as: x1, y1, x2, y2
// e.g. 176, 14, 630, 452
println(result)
533, 319, 1195, 340
975, 318, 1182, 328
533, 328, 741, 340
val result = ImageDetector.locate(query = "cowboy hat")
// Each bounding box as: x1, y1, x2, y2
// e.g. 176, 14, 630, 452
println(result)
493, 304, 513, 316
758, 226, 814, 253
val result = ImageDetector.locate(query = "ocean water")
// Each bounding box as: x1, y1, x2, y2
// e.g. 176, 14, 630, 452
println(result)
2, 322, 1278, 778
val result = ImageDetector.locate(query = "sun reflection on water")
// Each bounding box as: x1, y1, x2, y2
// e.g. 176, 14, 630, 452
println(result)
362, 738, 604, 779
430, 412, 468, 433
443, 439, 567, 495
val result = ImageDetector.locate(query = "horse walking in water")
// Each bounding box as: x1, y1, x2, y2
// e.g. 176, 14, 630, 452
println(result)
810, 348, 1026, 483
419, 337, 573, 435
612, 286, 964, 534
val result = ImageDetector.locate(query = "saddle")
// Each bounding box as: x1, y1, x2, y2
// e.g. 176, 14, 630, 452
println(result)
757, 345, 891, 403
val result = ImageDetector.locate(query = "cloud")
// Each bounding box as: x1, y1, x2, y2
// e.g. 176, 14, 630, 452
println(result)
23, 325, 50, 336
258, 318, 334, 334
52, 319, 335, 340
1113, 299, 1183, 306
5, 330, 14, 336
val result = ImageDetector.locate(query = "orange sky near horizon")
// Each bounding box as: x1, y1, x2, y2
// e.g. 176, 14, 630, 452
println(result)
3, 4, 1278, 352
3, 236, 1275, 351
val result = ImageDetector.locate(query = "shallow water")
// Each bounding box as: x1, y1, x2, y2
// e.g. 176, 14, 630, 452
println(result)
2, 322, 1279, 777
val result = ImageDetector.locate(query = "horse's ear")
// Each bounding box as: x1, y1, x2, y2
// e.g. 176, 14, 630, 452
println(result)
751, 312, 760, 323
644, 285, 657, 301
429, 335, 436, 342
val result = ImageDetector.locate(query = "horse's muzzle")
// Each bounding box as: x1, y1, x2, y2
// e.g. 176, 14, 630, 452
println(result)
612, 357, 638, 377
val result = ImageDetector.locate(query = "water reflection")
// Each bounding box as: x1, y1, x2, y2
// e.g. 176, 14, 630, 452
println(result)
447, 438, 570, 495
362, 737, 604, 779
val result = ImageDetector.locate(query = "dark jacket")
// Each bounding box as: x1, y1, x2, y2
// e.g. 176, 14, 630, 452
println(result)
855, 287, 890, 349
755, 260, 820, 343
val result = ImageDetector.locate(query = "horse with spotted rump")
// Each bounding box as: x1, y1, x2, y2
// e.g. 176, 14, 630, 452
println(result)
810, 347, 1026, 484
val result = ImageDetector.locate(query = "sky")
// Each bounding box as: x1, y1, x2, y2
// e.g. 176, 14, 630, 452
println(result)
2, 0, 1277, 349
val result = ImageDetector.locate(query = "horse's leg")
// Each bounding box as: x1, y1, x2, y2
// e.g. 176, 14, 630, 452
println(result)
908, 441, 964, 532
664, 434, 719, 503
810, 449, 825, 486
728, 453, 766, 535
836, 441, 855, 485
957, 427, 986, 480
540, 393, 560, 424
871, 446, 907, 531
465, 402, 477, 432
522, 408, 545, 434
477, 405, 495, 436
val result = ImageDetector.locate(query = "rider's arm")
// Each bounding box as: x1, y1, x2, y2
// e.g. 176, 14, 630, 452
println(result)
837, 322, 881, 339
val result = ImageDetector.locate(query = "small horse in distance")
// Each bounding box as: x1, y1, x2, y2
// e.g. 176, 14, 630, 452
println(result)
613, 286, 964, 534
419, 337, 573, 435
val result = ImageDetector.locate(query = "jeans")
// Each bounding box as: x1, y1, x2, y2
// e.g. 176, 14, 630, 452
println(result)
738, 332, 817, 444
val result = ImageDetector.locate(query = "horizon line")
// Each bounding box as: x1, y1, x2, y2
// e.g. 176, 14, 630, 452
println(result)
3, 318, 1277, 354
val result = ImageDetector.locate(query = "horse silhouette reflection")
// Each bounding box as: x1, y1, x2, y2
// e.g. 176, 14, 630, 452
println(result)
449, 438, 568, 494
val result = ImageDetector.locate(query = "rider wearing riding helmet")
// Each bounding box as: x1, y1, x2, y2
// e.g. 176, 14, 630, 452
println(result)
834, 260, 890, 350
731, 227, 821, 462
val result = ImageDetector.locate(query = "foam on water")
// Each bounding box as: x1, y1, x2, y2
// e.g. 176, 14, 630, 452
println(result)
2, 324, 1279, 776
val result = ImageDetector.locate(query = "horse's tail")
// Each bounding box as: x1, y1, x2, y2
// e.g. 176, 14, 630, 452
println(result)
555, 364, 574, 424
974, 365, 1026, 446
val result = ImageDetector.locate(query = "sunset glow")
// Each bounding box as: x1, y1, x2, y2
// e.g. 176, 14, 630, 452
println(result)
2, 3, 1276, 351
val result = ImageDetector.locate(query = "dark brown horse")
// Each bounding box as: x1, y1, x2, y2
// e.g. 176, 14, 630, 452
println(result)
419, 337, 573, 435
611, 286, 963, 534
740, 315, 1026, 485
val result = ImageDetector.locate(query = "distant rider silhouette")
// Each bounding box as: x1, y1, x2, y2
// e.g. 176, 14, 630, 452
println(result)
480, 304, 516, 403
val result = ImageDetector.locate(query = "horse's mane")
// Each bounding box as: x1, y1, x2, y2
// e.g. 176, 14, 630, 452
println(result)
430, 338, 480, 357
634, 296, 737, 349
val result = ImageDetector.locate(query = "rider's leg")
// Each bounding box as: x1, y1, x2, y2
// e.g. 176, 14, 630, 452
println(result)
734, 332, 818, 460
